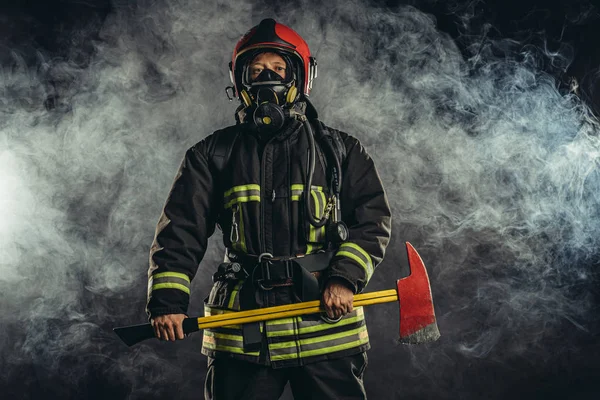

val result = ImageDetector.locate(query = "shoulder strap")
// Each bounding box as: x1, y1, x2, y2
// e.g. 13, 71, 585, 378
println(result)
210, 126, 241, 173
315, 120, 347, 166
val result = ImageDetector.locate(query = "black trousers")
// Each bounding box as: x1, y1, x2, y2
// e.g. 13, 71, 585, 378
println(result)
204, 352, 368, 400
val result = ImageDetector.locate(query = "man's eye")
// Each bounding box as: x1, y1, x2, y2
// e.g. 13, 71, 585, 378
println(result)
276, 67, 285, 71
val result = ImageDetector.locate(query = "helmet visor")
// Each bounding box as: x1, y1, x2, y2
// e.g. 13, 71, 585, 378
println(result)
241, 49, 297, 87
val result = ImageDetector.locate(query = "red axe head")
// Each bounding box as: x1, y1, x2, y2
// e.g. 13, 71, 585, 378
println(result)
397, 242, 440, 344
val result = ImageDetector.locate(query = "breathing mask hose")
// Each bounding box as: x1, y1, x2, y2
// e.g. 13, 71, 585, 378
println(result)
301, 117, 343, 228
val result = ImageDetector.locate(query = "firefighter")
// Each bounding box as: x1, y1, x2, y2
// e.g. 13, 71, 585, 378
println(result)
146, 18, 392, 399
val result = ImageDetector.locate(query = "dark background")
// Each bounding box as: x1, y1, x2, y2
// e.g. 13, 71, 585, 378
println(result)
1, 0, 599, 399
4, 0, 600, 114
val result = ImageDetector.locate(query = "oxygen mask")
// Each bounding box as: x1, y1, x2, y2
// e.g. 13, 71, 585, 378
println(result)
239, 63, 300, 133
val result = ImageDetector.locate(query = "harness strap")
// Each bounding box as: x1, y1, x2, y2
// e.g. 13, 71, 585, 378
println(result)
224, 250, 336, 352
226, 249, 335, 273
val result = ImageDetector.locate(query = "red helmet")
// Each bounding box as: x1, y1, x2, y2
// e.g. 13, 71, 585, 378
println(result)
229, 18, 317, 101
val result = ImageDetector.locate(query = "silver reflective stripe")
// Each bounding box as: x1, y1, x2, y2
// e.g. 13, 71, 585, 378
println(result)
336, 243, 374, 282
308, 189, 326, 244
269, 325, 369, 361
204, 304, 242, 329
291, 184, 327, 253
270, 325, 368, 353
203, 330, 244, 348
224, 185, 261, 209
290, 184, 324, 201
223, 185, 260, 252
267, 307, 364, 337
267, 307, 365, 337
265, 316, 302, 339
202, 303, 263, 357
148, 272, 191, 295
203, 329, 260, 356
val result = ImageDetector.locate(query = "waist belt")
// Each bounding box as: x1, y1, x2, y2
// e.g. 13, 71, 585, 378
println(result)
221, 249, 336, 352
225, 250, 335, 282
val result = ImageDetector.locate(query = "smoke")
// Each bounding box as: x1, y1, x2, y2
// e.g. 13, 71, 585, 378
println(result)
1, 0, 599, 399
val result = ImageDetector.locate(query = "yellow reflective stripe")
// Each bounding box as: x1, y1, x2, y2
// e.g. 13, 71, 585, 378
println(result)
151, 282, 190, 294
270, 334, 369, 361
267, 310, 364, 337
292, 184, 325, 191
270, 325, 367, 350
336, 250, 368, 271
204, 331, 244, 342
309, 190, 320, 242
203, 326, 263, 356
318, 191, 326, 239
301, 325, 367, 346
223, 184, 260, 209
224, 195, 261, 209
224, 184, 260, 197
203, 342, 260, 356
267, 315, 360, 337
204, 306, 237, 316
337, 242, 374, 279
152, 272, 190, 282
340, 243, 371, 265
300, 332, 369, 358
291, 186, 323, 200
305, 188, 327, 254
266, 317, 298, 326
270, 352, 299, 361
290, 184, 324, 196
228, 281, 242, 309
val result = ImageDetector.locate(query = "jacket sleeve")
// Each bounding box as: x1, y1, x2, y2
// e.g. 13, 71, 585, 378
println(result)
146, 140, 218, 319
324, 132, 392, 294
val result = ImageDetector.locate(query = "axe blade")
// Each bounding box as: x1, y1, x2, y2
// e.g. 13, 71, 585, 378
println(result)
397, 242, 440, 344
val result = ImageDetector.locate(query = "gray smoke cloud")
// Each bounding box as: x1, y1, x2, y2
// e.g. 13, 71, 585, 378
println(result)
1, 0, 599, 399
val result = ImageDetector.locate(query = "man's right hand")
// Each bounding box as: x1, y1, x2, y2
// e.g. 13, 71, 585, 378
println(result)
151, 314, 186, 341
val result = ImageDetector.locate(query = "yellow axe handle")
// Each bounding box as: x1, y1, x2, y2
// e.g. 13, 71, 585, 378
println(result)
197, 288, 398, 329
113, 289, 400, 346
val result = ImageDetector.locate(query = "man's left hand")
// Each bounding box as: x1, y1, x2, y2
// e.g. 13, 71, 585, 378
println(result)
322, 278, 355, 320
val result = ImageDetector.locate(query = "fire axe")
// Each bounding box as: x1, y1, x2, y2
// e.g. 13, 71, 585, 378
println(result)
114, 242, 440, 346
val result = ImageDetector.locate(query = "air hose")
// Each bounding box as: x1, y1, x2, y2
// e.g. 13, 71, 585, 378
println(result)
300, 116, 343, 229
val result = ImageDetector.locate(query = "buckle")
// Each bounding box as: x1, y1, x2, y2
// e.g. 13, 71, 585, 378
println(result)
258, 252, 273, 262
255, 252, 294, 290
257, 253, 274, 290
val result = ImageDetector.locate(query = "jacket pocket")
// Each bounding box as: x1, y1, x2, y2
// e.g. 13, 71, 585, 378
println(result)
223, 184, 260, 253
205, 279, 244, 311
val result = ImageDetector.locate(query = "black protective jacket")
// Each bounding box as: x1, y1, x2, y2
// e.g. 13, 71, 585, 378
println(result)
146, 109, 392, 367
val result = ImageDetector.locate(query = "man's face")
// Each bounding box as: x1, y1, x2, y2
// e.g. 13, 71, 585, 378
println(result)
248, 52, 287, 81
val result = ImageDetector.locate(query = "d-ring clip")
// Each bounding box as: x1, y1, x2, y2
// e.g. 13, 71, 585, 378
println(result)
320, 314, 343, 324
258, 252, 274, 262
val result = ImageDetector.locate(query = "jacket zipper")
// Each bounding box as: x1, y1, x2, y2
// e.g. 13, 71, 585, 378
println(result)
260, 137, 278, 366
260, 136, 277, 254
260, 146, 266, 253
